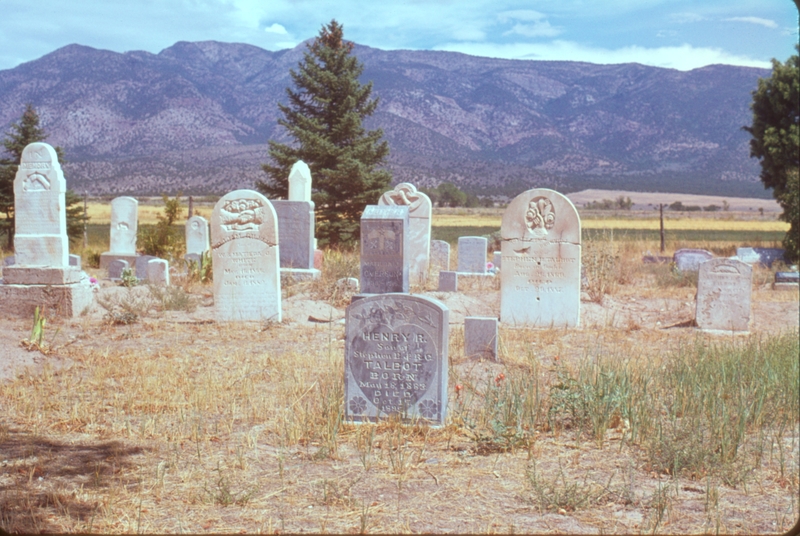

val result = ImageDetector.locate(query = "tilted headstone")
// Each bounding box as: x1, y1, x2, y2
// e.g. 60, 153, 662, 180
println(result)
107, 259, 129, 280
288, 160, 312, 202
211, 190, 281, 322
185, 215, 210, 256
360, 205, 409, 294
147, 259, 170, 286
379, 183, 432, 285
271, 200, 316, 270
464, 317, 498, 361
438, 271, 458, 292
673, 248, 713, 272
457, 236, 487, 273
430, 240, 450, 272
696, 258, 752, 331
500, 188, 581, 327
345, 293, 449, 425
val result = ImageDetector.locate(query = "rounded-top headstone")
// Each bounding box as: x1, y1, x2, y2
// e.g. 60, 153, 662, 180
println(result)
501, 188, 580, 244
109, 196, 139, 255
288, 160, 312, 202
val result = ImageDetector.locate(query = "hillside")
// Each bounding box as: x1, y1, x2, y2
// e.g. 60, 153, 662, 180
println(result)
0, 41, 770, 198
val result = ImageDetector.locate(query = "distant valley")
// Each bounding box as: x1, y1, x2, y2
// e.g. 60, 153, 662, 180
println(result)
0, 40, 771, 198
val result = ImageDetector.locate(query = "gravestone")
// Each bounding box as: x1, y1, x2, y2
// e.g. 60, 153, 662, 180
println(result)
211, 190, 281, 322
500, 188, 581, 327
345, 293, 449, 425
337, 277, 359, 293
773, 271, 798, 291
430, 240, 450, 272
673, 248, 713, 272
438, 271, 458, 292
457, 236, 488, 274
464, 317, 498, 361
735, 247, 760, 265
185, 215, 210, 256
379, 183, 432, 285
69, 254, 80, 268
135, 255, 157, 280
147, 259, 170, 286
0, 143, 92, 316
271, 200, 319, 280
100, 196, 140, 269
493, 251, 502, 270
753, 247, 786, 268
288, 160, 312, 202
696, 258, 752, 331
360, 205, 409, 294
107, 259, 129, 280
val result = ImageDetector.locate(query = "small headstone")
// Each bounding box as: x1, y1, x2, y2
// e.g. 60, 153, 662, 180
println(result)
464, 317, 498, 361
500, 188, 581, 327
69, 254, 80, 268
211, 189, 281, 322
288, 160, 312, 202
438, 271, 458, 292
492, 251, 502, 270
108, 196, 138, 254
147, 259, 170, 286
135, 255, 158, 280
360, 205, 409, 294
336, 277, 359, 293
430, 240, 450, 272
107, 259, 129, 280
457, 236, 487, 273
271, 200, 315, 269
674, 248, 713, 272
379, 183, 432, 285
696, 258, 752, 331
775, 272, 799, 283
345, 293, 449, 425
185, 215, 210, 256
736, 247, 760, 265
753, 247, 786, 268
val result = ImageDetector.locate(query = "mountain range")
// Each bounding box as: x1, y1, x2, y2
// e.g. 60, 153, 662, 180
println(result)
0, 40, 771, 198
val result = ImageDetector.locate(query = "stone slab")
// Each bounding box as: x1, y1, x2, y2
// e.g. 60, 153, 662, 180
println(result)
107, 196, 138, 255
185, 215, 210, 256
430, 240, 450, 272
464, 317, 498, 361
2, 266, 83, 285
280, 268, 321, 282
696, 257, 752, 332
100, 253, 139, 270
345, 293, 449, 425
135, 255, 158, 280
0, 281, 94, 318
107, 259, 129, 280
360, 205, 409, 294
379, 183, 431, 285
674, 248, 713, 272
438, 271, 458, 292
457, 236, 487, 274
775, 272, 799, 283
773, 282, 799, 291
271, 200, 315, 270
147, 259, 170, 286
288, 160, 312, 202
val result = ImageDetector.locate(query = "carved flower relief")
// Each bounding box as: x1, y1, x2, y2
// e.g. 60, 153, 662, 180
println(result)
524, 196, 555, 237
349, 396, 368, 415
418, 399, 438, 420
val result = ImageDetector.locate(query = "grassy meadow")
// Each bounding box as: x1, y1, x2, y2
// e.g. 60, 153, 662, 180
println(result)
0, 198, 797, 533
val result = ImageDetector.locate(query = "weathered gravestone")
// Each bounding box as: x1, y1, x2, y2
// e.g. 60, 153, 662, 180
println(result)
288, 160, 312, 202
774, 271, 799, 291
360, 205, 409, 294
0, 143, 92, 316
457, 236, 488, 274
345, 293, 449, 425
379, 183, 432, 285
185, 215, 210, 256
100, 196, 139, 269
430, 240, 450, 273
438, 271, 458, 292
147, 259, 170, 286
673, 248, 713, 272
492, 251, 502, 271
211, 190, 281, 322
738, 246, 786, 268
464, 317, 498, 361
696, 258, 752, 331
500, 188, 581, 327
107, 259, 129, 281
135, 255, 157, 281
271, 200, 319, 280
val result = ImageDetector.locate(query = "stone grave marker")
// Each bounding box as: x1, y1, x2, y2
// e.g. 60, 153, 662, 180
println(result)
500, 188, 581, 327
492, 251, 502, 271
135, 255, 157, 280
457, 236, 487, 273
774, 271, 799, 291
379, 183, 432, 285
271, 199, 319, 280
107, 259, 129, 280
345, 293, 449, 425
100, 196, 139, 269
69, 254, 80, 268
147, 259, 170, 286
696, 258, 752, 331
438, 271, 457, 292
735, 247, 760, 265
430, 240, 450, 273
211, 190, 281, 322
464, 317, 498, 361
288, 160, 312, 202
753, 247, 785, 268
673, 248, 713, 272
360, 205, 409, 294
185, 215, 210, 256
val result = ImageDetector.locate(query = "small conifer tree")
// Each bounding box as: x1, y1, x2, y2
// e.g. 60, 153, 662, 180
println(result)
257, 20, 391, 246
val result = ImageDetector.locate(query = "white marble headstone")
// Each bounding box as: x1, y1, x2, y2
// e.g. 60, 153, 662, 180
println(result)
379, 183, 432, 285
109, 197, 138, 255
457, 237, 487, 274
185, 215, 210, 256
288, 160, 312, 202
696, 258, 752, 331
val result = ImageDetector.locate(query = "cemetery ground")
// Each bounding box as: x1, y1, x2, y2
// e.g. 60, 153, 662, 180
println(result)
0, 203, 798, 534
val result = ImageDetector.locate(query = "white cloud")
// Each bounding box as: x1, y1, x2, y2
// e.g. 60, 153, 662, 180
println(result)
433, 40, 772, 70
668, 12, 705, 24
498, 9, 562, 38
724, 17, 778, 28
263, 23, 288, 35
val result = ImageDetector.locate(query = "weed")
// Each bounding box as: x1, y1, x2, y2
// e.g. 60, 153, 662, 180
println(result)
120, 267, 139, 288
146, 284, 197, 312
526, 458, 604, 513
96, 287, 158, 324
583, 229, 620, 303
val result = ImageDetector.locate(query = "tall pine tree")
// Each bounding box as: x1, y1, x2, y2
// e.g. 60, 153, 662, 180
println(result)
257, 20, 391, 246
0, 104, 87, 250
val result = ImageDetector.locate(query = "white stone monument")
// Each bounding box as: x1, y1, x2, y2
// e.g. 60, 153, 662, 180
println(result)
696, 258, 752, 332
211, 190, 281, 322
100, 196, 139, 269
379, 183, 432, 285
500, 188, 581, 327
288, 160, 312, 202
185, 215, 210, 256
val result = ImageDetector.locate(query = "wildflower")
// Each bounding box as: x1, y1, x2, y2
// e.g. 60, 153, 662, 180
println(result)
455, 384, 463, 397
494, 372, 505, 385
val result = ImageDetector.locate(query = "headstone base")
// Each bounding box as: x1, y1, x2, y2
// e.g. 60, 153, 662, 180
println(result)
773, 282, 799, 291
0, 281, 94, 318
100, 252, 139, 270
2, 266, 84, 285
280, 268, 321, 282
456, 272, 494, 279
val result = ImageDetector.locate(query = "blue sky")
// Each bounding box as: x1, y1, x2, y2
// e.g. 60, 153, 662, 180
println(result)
0, 0, 796, 71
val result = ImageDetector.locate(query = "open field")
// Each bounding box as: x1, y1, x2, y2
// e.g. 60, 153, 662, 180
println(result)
0, 226, 798, 533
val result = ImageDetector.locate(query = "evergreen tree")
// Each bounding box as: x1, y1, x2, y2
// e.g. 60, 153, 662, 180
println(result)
744, 46, 800, 262
0, 104, 88, 249
257, 20, 391, 246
